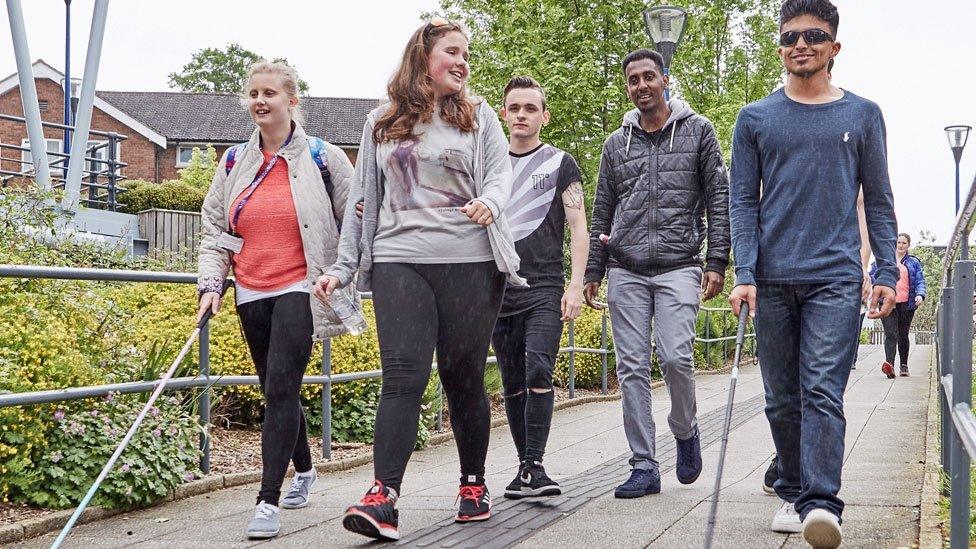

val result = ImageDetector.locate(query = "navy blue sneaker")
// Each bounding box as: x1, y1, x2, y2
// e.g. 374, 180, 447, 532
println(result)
614, 468, 661, 498
676, 427, 702, 484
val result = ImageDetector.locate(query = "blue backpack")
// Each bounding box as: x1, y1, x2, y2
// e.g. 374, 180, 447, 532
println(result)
224, 136, 334, 199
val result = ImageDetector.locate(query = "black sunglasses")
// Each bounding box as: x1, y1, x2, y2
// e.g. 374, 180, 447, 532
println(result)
779, 28, 833, 47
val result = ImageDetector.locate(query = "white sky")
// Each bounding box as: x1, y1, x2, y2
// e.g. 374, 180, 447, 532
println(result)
1, 0, 974, 245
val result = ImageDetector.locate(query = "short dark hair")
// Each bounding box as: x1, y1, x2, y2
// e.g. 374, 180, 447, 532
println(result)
503, 75, 547, 110
622, 49, 665, 75
780, 0, 839, 36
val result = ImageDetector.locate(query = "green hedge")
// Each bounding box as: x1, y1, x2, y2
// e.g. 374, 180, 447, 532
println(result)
119, 180, 205, 214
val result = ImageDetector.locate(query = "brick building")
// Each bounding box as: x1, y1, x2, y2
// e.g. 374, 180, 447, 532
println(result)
0, 60, 377, 183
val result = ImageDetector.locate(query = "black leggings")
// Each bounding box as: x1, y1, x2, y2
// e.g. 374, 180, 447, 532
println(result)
238, 292, 314, 506
491, 292, 562, 463
371, 262, 505, 493
881, 301, 915, 366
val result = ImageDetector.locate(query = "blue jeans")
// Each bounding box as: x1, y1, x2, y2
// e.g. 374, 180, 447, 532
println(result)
755, 282, 859, 520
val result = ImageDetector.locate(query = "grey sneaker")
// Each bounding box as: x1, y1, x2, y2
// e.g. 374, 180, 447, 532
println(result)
246, 501, 280, 539
281, 469, 317, 509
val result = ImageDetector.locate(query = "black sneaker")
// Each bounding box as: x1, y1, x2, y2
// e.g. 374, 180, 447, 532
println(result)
504, 464, 525, 499
762, 455, 778, 495
675, 427, 703, 484
900, 365, 909, 377
614, 468, 661, 498
455, 476, 491, 522
518, 461, 561, 497
343, 481, 400, 541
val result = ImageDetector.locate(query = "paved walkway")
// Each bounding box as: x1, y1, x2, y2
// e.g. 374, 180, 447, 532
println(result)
17, 345, 930, 548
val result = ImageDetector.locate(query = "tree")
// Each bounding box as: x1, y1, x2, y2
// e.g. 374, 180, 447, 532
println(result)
167, 43, 309, 95
436, 0, 782, 193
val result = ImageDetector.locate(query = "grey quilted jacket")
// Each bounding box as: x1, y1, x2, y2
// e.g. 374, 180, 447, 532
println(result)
584, 100, 730, 283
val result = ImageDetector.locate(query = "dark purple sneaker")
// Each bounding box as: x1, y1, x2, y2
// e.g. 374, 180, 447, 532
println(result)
676, 427, 702, 484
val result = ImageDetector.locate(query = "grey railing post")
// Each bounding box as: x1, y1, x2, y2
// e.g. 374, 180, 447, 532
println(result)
322, 339, 332, 460
949, 261, 973, 549
436, 382, 444, 432
941, 284, 955, 497
568, 320, 576, 399
704, 309, 711, 369
106, 132, 118, 211
722, 310, 728, 367
600, 312, 608, 395
198, 322, 211, 474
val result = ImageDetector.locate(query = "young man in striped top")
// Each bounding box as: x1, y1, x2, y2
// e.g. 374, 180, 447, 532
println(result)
494, 76, 589, 499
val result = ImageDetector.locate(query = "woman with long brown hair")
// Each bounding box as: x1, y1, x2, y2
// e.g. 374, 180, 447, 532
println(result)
316, 18, 524, 541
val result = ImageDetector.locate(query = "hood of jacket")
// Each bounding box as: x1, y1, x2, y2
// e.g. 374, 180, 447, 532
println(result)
621, 99, 697, 153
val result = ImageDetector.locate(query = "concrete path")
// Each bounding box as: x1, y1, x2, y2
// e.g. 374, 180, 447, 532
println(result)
16, 344, 930, 548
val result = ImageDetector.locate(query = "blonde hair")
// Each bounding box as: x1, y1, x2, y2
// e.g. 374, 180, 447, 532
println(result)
240, 61, 304, 125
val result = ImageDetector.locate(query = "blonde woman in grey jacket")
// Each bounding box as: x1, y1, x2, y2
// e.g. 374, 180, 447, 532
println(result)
316, 18, 524, 541
196, 61, 357, 540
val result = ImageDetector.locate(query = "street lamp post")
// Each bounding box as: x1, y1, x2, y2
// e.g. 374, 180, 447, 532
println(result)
945, 125, 972, 259
642, 5, 688, 101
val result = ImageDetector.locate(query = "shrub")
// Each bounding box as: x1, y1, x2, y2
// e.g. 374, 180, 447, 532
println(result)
29, 395, 200, 509
553, 306, 612, 389
119, 180, 205, 214
175, 145, 218, 192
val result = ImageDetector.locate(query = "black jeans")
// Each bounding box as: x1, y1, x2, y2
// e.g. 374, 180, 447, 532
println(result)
371, 262, 505, 493
491, 291, 562, 463
881, 302, 915, 366
238, 292, 314, 506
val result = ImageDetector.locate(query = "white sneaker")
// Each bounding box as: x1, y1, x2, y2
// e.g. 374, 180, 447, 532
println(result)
770, 501, 803, 533
802, 508, 842, 548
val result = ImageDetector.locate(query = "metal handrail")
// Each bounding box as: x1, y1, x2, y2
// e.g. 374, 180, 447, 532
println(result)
933, 167, 976, 549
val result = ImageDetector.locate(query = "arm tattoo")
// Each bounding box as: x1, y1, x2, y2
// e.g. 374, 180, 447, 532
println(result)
562, 182, 584, 211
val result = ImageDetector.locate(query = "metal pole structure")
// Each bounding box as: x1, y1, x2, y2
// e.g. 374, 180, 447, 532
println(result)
955, 160, 970, 260
949, 261, 973, 549
937, 292, 951, 496
940, 284, 955, 497
568, 320, 576, 399
600, 312, 608, 395
436, 382, 443, 431
198, 322, 210, 474
322, 340, 332, 460
63, 0, 71, 169
106, 132, 117, 210
62, 0, 109, 213
704, 310, 711, 369
6, 0, 53, 190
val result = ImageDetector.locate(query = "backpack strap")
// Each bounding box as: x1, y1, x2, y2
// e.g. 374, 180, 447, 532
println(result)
223, 143, 245, 176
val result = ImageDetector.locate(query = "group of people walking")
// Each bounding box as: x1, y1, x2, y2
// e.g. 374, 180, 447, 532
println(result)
195, 1, 913, 547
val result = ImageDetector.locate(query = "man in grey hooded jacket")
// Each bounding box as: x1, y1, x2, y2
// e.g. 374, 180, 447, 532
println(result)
583, 48, 730, 498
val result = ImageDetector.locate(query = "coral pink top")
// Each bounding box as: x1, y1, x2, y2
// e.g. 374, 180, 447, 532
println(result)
230, 150, 307, 291
895, 262, 910, 303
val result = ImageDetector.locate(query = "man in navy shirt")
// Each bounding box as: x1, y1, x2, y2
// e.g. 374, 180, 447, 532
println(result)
729, 1, 897, 547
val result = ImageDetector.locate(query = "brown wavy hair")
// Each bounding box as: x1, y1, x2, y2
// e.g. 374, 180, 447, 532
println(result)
372, 21, 476, 143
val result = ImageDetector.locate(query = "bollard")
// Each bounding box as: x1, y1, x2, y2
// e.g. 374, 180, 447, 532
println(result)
198, 322, 210, 474
601, 312, 608, 395
436, 381, 444, 432
568, 320, 576, 399
704, 309, 711, 369
949, 261, 973, 549
322, 340, 332, 460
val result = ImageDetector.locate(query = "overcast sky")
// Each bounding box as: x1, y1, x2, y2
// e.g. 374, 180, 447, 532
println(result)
2, 0, 974, 245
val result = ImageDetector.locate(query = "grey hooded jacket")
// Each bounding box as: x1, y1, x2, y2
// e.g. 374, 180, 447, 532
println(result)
326, 99, 526, 291
584, 99, 730, 283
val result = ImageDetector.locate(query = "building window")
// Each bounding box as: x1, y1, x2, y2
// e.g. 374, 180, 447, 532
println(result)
176, 144, 210, 168
38, 100, 48, 112
20, 139, 63, 172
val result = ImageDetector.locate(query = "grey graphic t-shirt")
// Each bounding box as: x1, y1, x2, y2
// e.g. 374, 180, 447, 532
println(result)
372, 111, 494, 263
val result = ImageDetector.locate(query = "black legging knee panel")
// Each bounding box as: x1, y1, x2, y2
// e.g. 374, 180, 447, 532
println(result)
237, 292, 314, 506
371, 262, 505, 493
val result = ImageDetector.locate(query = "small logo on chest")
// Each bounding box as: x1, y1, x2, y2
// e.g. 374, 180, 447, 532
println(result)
531, 173, 551, 190
843, 132, 850, 142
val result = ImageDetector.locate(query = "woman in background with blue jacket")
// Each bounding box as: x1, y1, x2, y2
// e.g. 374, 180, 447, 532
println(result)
872, 233, 926, 377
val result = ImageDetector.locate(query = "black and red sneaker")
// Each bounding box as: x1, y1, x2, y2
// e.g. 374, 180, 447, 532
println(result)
881, 361, 896, 379
342, 481, 400, 541
455, 476, 491, 522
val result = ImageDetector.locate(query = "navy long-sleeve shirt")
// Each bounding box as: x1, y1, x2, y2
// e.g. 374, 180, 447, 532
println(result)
729, 88, 898, 289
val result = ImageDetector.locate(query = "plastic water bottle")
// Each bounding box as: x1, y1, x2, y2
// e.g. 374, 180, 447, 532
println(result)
329, 291, 367, 336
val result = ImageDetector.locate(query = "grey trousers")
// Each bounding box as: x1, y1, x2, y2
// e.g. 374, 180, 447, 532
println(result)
607, 266, 701, 470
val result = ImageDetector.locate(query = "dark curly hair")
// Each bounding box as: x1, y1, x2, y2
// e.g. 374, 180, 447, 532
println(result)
780, 0, 839, 36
